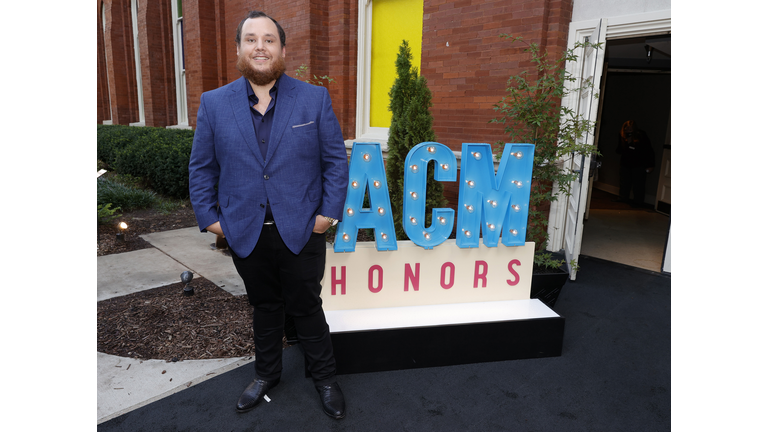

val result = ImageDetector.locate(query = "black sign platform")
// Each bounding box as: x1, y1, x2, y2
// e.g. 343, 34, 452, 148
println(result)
306, 300, 565, 375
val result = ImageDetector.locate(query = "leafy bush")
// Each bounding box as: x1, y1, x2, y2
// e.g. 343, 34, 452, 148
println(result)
490, 35, 601, 259
97, 176, 157, 212
97, 203, 122, 225
97, 124, 155, 168
98, 125, 194, 199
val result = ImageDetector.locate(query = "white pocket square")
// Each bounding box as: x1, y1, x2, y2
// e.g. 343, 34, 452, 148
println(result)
292, 121, 315, 128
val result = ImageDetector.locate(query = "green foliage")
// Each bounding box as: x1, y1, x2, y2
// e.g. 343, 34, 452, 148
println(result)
153, 197, 187, 215
97, 176, 157, 212
569, 259, 580, 272
97, 203, 122, 225
533, 252, 565, 271
294, 64, 335, 86
97, 124, 155, 168
97, 125, 194, 199
490, 35, 602, 263
385, 40, 447, 240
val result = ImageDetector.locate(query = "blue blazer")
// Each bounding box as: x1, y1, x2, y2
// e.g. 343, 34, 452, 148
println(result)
189, 75, 349, 257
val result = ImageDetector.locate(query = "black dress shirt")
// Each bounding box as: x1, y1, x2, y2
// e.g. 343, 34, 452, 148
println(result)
246, 76, 280, 220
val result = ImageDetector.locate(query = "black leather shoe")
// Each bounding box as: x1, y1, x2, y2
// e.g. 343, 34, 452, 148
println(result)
236, 378, 280, 413
315, 382, 345, 419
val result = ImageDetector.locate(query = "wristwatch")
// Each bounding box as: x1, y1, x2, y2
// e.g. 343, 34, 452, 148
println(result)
324, 216, 338, 226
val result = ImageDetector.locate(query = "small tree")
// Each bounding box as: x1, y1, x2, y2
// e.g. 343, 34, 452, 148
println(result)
385, 40, 447, 240
491, 35, 601, 266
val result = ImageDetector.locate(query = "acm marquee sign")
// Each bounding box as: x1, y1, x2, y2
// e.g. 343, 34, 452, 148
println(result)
321, 141, 537, 311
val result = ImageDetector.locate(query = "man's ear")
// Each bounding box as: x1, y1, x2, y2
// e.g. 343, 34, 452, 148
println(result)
282, 46, 286, 58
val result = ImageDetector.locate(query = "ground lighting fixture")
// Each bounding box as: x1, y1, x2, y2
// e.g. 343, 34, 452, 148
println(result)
181, 271, 194, 296
116, 222, 128, 241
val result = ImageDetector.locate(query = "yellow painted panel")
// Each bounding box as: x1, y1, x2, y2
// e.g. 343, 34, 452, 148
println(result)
371, 0, 424, 128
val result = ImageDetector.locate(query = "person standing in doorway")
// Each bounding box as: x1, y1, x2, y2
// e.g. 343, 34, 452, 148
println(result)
188, 11, 349, 419
616, 120, 655, 207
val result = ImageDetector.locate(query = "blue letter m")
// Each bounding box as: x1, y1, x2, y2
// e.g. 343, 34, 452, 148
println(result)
456, 143, 534, 248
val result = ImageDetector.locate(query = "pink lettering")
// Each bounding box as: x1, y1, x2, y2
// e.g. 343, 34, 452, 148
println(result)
369, 265, 383, 293
507, 259, 521, 286
331, 266, 346, 295
440, 262, 455, 289
404, 263, 420, 291
473, 260, 488, 288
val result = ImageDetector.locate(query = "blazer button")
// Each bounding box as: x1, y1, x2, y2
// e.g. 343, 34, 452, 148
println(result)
264, 175, 269, 179
260, 204, 265, 208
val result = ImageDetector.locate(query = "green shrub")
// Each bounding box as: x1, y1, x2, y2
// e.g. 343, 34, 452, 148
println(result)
98, 125, 194, 199
385, 40, 447, 240
97, 124, 155, 168
97, 203, 122, 225
97, 176, 157, 212
154, 197, 187, 215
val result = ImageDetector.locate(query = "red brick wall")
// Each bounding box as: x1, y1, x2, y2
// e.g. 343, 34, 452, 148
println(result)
421, 0, 573, 207
182, 2, 357, 134
97, 0, 571, 152
421, 0, 572, 151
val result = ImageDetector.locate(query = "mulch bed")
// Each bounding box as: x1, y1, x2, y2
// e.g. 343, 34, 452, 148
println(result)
97, 203, 354, 362
98, 204, 259, 362
97, 278, 255, 362
97, 205, 199, 256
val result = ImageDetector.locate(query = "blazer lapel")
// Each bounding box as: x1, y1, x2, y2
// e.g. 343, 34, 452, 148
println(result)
229, 77, 265, 164
265, 75, 296, 164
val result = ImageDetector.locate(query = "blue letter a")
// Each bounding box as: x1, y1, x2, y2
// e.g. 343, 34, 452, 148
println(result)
334, 142, 398, 252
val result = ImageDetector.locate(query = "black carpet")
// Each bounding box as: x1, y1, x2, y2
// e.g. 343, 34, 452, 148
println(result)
99, 256, 671, 431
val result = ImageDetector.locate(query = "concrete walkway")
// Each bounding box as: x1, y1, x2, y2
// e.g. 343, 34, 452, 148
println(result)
97, 227, 251, 424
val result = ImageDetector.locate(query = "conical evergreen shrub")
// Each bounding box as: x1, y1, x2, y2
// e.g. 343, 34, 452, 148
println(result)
385, 40, 447, 240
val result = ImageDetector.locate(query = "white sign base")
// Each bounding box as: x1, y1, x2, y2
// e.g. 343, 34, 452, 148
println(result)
321, 240, 535, 311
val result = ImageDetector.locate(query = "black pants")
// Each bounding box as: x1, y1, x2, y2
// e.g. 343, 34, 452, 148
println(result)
231, 223, 336, 385
619, 165, 647, 205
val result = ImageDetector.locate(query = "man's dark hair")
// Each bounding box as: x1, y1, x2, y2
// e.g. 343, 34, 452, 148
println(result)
235, 11, 286, 48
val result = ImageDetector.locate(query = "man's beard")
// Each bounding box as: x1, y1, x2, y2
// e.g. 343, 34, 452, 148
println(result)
237, 52, 286, 86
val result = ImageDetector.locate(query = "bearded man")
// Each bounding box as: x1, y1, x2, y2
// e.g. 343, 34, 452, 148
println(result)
188, 11, 349, 419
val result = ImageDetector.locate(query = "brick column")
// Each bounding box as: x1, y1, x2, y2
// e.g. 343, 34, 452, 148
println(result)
183, 0, 223, 129
327, 0, 357, 140
137, 0, 177, 127
103, 0, 139, 125
97, 4, 111, 123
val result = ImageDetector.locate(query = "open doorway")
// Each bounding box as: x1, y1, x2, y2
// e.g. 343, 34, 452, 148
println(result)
580, 34, 671, 272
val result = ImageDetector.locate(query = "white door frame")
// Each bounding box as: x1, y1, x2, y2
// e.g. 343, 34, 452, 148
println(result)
129, 0, 145, 126
560, 19, 606, 280
547, 10, 671, 259
170, 0, 188, 128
